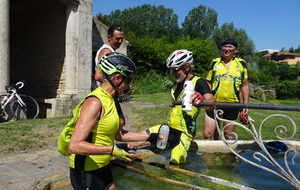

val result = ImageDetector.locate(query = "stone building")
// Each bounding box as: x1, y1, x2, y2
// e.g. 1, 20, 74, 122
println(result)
0, 0, 127, 118
263, 51, 300, 65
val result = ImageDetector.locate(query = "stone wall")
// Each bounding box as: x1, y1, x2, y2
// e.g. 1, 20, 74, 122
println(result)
3, 0, 127, 118
10, 0, 67, 98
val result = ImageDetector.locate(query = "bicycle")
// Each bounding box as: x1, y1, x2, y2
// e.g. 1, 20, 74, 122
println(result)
0, 81, 39, 122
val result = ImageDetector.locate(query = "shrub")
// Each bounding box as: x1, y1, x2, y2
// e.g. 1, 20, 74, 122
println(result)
132, 71, 174, 94
275, 80, 299, 100
253, 87, 266, 101
264, 89, 276, 100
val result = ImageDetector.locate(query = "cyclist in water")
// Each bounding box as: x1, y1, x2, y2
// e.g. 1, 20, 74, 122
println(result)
131, 50, 215, 164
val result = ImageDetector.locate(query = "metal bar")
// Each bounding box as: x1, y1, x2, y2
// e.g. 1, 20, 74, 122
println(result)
172, 101, 300, 111
135, 158, 256, 190
111, 160, 208, 190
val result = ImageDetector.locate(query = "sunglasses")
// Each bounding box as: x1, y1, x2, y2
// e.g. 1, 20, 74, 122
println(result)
221, 45, 236, 50
115, 26, 123, 32
170, 67, 182, 72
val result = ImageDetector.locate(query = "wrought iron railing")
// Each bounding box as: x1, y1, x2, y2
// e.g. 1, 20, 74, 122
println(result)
214, 108, 300, 189
173, 101, 300, 189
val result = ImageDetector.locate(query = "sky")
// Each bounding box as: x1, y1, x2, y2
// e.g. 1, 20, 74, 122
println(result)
93, 0, 300, 51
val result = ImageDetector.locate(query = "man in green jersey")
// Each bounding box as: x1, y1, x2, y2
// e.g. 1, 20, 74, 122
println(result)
204, 39, 250, 140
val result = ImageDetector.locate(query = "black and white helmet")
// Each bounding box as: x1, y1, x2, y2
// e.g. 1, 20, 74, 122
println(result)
166, 49, 193, 68
100, 52, 136, 80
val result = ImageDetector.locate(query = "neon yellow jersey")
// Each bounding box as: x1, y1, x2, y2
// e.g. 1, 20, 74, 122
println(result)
167, 76, 200, 136
70, 87, 119, 171
206, 57, 248, 103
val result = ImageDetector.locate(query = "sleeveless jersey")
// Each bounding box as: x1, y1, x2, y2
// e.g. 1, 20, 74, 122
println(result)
206, 57, 248, 103
94, 44, 114, 66
70, 87, 119, 171
167, 76, 201, 136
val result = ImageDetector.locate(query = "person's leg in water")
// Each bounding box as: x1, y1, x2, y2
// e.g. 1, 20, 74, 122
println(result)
169, 129, 192, 165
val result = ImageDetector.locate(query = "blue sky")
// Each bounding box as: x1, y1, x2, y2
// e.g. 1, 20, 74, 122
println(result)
93, 0, 300, 51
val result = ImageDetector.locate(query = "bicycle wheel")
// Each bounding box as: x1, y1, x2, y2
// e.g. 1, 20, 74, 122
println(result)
10, 94, 40, 120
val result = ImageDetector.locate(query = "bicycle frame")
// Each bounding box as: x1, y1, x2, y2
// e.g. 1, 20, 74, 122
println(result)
1, 81, 27, 118
1, 91, 16, 110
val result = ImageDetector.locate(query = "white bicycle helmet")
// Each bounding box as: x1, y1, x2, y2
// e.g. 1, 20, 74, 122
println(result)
166, 49, 193, 68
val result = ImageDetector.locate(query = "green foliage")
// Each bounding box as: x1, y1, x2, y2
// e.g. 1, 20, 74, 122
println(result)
103, 4, 181, 42
126, 32, 172, 75
278, 63, 300, 81
95, 4, 300, 102
255, 55, 280, 85
0, 117, 69, 154
126, 32, 217, 78
275, 80, 300, 100
182, 5, 218, 39
132, 70, 174, 94
212, 22, 256, 64
170, 37, 217, 77
264, 89, 276, 100
253, 87, 266, 101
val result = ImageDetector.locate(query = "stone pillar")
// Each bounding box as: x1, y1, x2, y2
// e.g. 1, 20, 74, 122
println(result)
77, 0, 93, 97
63, 0, 92, 98
63, 4, 79, 97
0, 0, 10, 93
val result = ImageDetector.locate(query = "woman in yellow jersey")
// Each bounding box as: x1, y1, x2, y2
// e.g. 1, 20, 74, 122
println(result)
68, 52, 156, 190
204, 39, 250, 140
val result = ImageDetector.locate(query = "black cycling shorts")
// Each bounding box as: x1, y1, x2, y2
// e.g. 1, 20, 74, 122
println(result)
70, 164, 113, 190
206, 108, 240, 121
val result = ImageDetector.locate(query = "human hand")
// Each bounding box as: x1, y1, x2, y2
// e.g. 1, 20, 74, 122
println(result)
115, 143, 137, 154
146, 133, 159, 145
124, 86, 133, 95
190, 91, 203, 106
111, 145, 137, 162
240, 108, 249, 115
239, 112, 250, 125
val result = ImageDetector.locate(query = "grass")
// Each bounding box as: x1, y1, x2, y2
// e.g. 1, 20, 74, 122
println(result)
131, 94, 300, 141
0, 93, 299, 156
0, 116, 69, 155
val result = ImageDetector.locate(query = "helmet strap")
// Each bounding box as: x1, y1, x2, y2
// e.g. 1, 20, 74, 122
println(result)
104, 73, 126, 97
182, 65, 191, 82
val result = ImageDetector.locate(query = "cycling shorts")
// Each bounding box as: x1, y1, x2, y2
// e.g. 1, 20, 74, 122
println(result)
206, 108, 240, 121
70, 164, 113, 190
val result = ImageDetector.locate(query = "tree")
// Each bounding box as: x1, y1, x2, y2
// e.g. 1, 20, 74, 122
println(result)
182, 5, 218, 39
173, 37, 217, 77
101, 4, 181, 42
212, 22, 256, 64
295, 45, 300, 53
125, 31, 217, 77
95, 13, 108, 25
289, 47, 295, 53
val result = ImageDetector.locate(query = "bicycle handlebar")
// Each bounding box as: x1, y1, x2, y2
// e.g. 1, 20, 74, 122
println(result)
15, 81, 25, 90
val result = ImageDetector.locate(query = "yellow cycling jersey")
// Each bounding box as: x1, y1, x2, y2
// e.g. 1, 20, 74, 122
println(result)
70, 87, 119, 171
206, 57, 248, 103
167, 76, 200, 136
